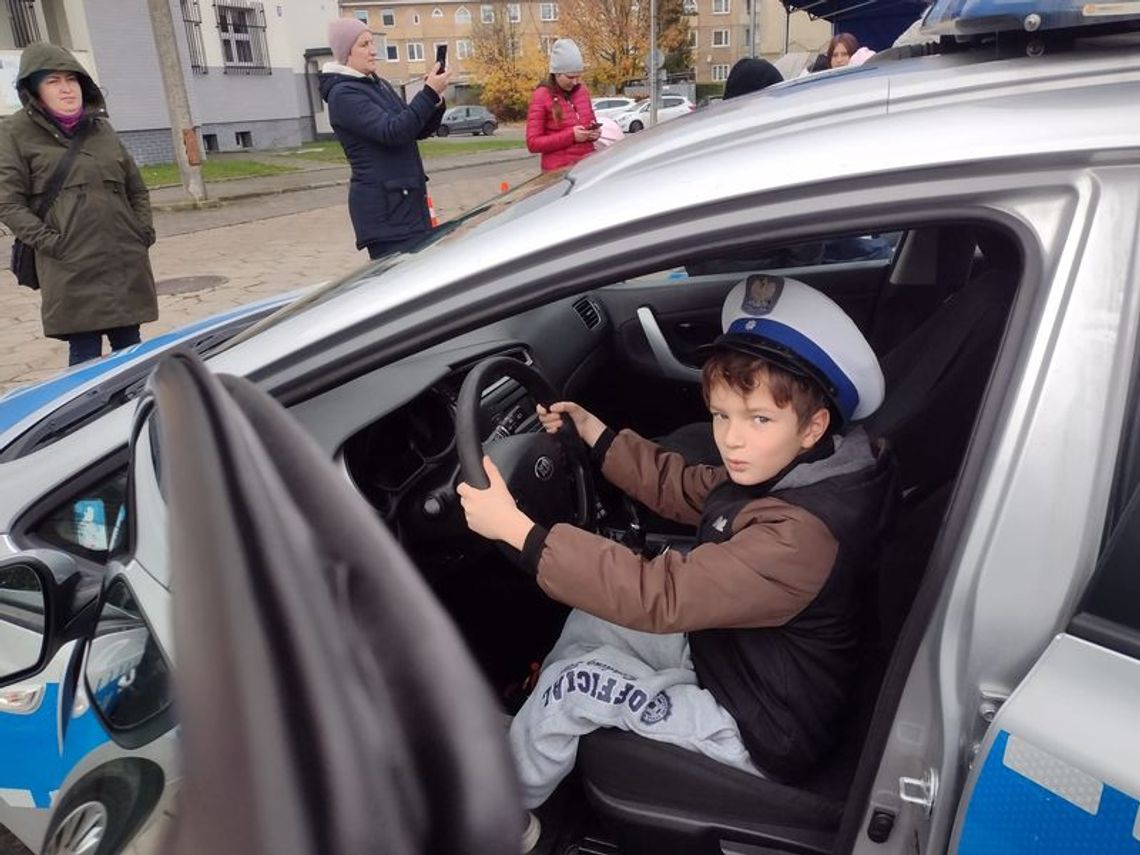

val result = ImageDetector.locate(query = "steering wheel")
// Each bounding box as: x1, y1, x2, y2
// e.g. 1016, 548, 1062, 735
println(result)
456, 357, 595, 537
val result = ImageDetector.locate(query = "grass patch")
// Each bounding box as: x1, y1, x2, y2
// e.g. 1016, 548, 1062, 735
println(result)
140, 159, 299, 188
286, 137, 524, 164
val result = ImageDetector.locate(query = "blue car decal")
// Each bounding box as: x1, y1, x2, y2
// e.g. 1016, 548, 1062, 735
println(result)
0, 683, 109, 809
0, 296, 291, 435
959, 730, 1140, 854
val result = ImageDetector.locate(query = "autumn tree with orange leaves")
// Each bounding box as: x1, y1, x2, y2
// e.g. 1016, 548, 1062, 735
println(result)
558, 0, 691, 94
468, 1, 548, 119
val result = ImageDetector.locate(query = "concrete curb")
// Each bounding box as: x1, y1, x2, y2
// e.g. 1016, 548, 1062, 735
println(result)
150, 151, 534, 212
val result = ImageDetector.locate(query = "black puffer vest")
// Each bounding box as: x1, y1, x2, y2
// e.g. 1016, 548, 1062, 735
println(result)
689, 441, 897, 781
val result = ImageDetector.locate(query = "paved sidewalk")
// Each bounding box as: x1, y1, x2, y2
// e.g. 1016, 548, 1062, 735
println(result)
146, 145, 534, 211
0, 152, 540, 394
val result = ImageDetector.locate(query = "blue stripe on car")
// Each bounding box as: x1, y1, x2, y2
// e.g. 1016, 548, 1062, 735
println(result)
0, 683, 109, 809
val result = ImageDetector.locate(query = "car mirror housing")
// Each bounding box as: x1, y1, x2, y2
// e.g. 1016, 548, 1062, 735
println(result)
0, 552, 94, 688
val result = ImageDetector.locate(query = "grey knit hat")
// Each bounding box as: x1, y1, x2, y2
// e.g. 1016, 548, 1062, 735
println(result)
549, 39, 584, 74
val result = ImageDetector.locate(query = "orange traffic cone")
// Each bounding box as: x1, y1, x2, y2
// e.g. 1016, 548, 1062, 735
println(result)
426, 193, 440, 228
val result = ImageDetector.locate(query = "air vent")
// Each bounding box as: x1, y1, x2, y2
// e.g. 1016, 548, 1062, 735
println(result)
573, 297, 602, 330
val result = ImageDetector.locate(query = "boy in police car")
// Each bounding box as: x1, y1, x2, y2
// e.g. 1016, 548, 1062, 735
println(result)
458, 275, 897, 822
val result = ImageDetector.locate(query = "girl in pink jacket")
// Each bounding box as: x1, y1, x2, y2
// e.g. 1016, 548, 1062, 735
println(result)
526, 39, 599, 171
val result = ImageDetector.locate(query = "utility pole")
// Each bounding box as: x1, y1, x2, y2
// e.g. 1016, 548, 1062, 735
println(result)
749, 0, 758, 57
146, 0, 206, 203
649, 0, 658, 127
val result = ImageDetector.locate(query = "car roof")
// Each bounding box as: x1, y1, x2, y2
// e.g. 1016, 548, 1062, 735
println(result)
205, 42, 1140, 379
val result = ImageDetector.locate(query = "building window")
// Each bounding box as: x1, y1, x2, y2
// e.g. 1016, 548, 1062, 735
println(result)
507, 3, 521, 22
432, 7, 443, 17
412, 12, 420, 23
456, 38, 473, 59
713, 0, 729, 12
539, 2, 558, 20
180, 0, 208, 74
687, 28, 697, 48
202, 133, 219, 151
408, 41, 425, 61
455, 6, 471, 23
480, 4, 493, 22
386, 43, 399, 61
381, 8, 395, 26
539, 35, 554, 54
214, 1, 271, 75
7, 0, 40, 47
682, 0, 697, 11
712, 28, 729, 46
711, 63, 730, 81
353, 9, 368, 23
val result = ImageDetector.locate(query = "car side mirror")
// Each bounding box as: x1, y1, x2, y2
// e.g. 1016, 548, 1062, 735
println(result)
0, 563, 47, 683
0, 552, 100, 691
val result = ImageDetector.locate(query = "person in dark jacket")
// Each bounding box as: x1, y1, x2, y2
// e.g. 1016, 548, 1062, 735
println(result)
723, 57, 783, 99
458, 276, 897, 816
0, 43, 158, 366
319, 18, 450, 259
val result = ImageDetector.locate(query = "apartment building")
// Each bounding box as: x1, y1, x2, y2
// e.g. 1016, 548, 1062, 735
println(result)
685, 0, 831, 84
339, 0, 563, 93
0, 0, 335, 163
337, 0, 831, 90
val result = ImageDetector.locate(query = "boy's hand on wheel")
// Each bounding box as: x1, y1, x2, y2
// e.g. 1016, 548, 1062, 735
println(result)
457, 456, 534, 549
537, 402, 607, 447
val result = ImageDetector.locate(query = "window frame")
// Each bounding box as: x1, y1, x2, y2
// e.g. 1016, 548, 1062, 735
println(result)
457, 38, 473, 59
711, 63, 730, 81
381, 8, 395, 26
508, 2, 522, 22
408, 41, 425, 62
712, 28, 730, 47
480, 4, 494, 22
540, 2, 558, 21
455, 5, 472, 23
713, 0, 730, 12
386, 42, 399, 61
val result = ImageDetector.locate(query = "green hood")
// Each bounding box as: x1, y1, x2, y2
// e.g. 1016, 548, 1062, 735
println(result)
16, 42, 106, 112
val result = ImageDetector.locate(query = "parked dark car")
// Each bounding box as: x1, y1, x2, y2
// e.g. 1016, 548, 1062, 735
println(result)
437, 105, 498, 137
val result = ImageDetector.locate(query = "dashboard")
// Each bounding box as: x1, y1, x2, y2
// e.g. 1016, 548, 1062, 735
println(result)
333, 293, 610, 545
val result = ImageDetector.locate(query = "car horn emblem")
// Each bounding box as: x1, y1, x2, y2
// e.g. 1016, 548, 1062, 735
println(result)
534, 455, 555, 481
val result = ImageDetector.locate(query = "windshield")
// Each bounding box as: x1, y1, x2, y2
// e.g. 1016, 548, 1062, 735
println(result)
225, 169, 572, 347
924, 0, 1140, 35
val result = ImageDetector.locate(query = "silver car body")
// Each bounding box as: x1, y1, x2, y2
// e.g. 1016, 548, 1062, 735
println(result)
2, 37, 1140, 854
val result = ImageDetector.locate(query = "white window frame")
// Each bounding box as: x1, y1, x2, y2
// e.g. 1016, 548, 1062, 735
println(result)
539, 2, 558, 21
456, 38, 473, 59
508, 3, 521, 22
381, 8, 395, 26
432, 7, 443, 17
353, 10, 368, 23
386, 42, 399, 61
712, 28, 730, 47
539, 34, 555, 54
711, 63, 730, 81
683, 0, 698, 12
408, 41, 425, 61
412, 12, 421, 24
687, 28, 697, 47
455, 6, 472, 23
713, 0, 730, 12
480, 4, 494, 22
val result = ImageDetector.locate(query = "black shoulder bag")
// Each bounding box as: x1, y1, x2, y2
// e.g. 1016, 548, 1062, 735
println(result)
11, 125, 88, 290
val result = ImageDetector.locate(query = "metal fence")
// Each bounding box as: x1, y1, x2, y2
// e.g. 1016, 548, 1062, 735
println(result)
181, 0, 208, 74
7, 0, 40, 48
212, 0, 271, 75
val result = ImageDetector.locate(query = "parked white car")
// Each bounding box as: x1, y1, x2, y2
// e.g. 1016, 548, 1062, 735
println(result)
591, 96, 637, 119
615, 95, 695, 132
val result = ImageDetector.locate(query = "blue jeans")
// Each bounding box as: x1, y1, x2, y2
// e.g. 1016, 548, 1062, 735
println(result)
67, 325, 141, 366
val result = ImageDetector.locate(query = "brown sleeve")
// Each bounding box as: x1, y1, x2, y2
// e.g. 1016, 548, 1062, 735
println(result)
535, 497, 838, 633
600, 429, 727, 526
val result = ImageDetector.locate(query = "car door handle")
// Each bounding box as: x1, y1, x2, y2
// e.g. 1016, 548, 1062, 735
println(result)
636, 307, 702, 383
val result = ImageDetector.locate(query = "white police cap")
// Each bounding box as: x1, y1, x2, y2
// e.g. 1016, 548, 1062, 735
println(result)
712, 275, 885, 424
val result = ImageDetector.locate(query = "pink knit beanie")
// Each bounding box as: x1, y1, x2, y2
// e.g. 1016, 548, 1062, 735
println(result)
328, 18, 369, 65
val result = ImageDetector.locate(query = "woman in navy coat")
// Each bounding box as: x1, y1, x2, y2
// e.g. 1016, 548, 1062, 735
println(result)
320, 18, 450, 259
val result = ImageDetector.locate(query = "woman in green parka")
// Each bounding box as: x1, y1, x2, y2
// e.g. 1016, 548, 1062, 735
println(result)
0, 43, 158, 366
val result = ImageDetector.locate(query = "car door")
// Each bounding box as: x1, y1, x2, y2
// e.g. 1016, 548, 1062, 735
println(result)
144, 352, 522, 855
947, 468, 1140, 853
